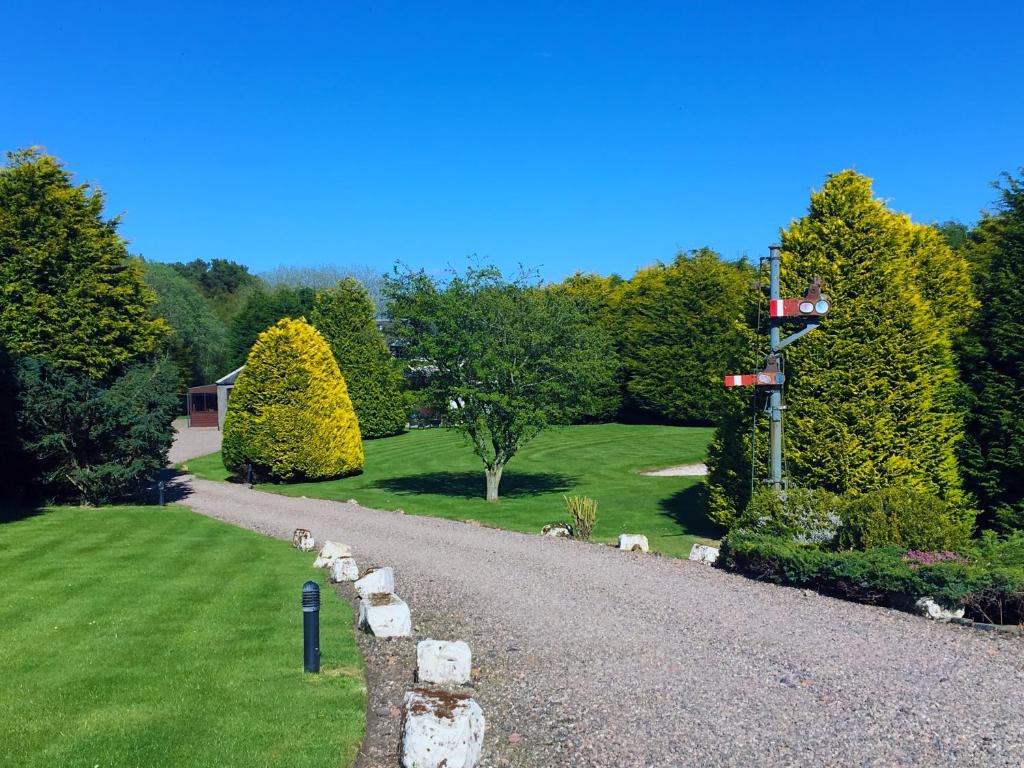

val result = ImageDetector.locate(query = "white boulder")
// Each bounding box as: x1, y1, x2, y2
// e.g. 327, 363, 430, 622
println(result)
417, 640, 472, 685
541, 523, 573, 538
618, 534, 649, 553
329, 557, 359, 583
313, 540, 353, 568
402, 689, 485, 768
292, 528, 315, 552
355, 567, 396, 600
688, 543, 720, 565
358, 593, 411, 637
915, 597, 966, 621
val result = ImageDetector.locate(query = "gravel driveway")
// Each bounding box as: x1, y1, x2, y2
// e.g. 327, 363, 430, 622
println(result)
174, 463, 1024, 767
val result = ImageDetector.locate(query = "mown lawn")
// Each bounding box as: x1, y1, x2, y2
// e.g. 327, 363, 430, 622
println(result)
186, 423, 721, 557
0, 506, 365, 768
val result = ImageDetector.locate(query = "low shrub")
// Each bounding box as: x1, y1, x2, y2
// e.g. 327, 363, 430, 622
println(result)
837, 488, 973, 552
719, 530, 1024, 624
735, 486, 842, 546
565, 495, 598, 540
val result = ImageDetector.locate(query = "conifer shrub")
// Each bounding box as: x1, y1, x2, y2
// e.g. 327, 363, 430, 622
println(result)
310, 278, 407, 439
836, 488, 974, 552
222, 318, 363, 482
735, 486, 842, 546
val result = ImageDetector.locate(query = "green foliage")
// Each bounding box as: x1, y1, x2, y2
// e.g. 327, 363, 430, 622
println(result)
618, 249, 757, 425
0, 148, 166, 378
385, 264, 617, 501
735, 486, 842, 546
707, 171, 974, 521
836, 487, 974, 552
222, 318, 363, 482
959, 171, 1024, 533
310, 278, 406, 438
14, 356, 179, 505
142, 262, 229, 387
228, 285, 316, 367
719, 530, 1024, 623
564, 495, 598, 540
263, 263, 386, 310
546, 273, 626, 421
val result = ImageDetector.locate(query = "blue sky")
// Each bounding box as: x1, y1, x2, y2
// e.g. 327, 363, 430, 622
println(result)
2, 1, 1022, 281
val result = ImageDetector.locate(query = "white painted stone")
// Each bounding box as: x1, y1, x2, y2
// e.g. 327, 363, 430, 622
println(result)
292, 528, 315, 552
541, 523, 573, 538
355, 567, 396, 600
358, 593, 411, 637
329, 557, 359, 583
417, 640, 472, 685
402, 689, 485, 768
915, 597, 966, 621
313, 540, 353, 568
688, 543, 720, 565
618, 534, 649, 553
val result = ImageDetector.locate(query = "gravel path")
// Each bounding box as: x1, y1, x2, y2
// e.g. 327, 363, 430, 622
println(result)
168, 420, 222, 464
175, 472, 1024, 767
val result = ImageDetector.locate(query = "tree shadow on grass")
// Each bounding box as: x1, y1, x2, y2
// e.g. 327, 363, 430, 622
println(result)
371, 471, 577, 500
657, 483, 726, 540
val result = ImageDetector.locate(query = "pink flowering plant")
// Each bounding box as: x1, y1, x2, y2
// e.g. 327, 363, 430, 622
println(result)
903, 550, 970, 568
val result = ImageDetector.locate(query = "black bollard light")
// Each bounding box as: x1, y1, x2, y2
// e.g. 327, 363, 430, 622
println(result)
157, 480, 165, 506
301, 580, 320, 673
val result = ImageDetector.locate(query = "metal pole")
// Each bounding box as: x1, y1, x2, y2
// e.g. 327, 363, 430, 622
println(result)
301, 581, 320, 673
767, 245, 784, 493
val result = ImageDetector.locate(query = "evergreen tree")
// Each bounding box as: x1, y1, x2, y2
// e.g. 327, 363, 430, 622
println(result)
310, 278, 407, 438
619, 249, 757, 425
143, 262, 230, 387
0, 149, 166, 377
707, 171, 974, 526
222, 318, 363, 482
227, 285, 315, 367
960, 171, 1024, 532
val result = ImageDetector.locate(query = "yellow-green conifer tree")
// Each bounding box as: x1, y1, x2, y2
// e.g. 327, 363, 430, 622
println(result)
222, 318, 363, 481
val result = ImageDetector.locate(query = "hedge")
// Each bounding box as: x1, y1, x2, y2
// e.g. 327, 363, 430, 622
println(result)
719, 530, 1024, 625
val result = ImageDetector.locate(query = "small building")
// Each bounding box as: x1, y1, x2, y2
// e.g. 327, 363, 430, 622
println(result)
186, 366, 244, 429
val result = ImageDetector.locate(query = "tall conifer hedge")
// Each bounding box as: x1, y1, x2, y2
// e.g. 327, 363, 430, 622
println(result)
707, 171, 975, 527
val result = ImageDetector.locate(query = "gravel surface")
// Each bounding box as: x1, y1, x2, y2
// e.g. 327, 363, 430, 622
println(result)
639, 462, 708, 476
174, 470, 1024, 767
168, 420, 222, 464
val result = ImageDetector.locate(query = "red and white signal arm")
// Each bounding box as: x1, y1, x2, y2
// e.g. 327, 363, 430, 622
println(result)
723, 371, 785, 388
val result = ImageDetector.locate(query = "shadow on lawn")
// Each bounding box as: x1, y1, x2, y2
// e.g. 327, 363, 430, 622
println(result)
371, 470, 577, 499
657, 482, 725, 540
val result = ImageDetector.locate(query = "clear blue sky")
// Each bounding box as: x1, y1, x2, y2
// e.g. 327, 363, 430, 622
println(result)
2, 1, 1021, 281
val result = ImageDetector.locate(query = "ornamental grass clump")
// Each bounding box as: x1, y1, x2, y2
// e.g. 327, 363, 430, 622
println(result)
222, 318, 364, 482
564, 495, 598, 540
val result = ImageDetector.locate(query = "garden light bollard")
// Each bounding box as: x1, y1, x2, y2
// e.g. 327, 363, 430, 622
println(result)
302, 580, 321, 673
157, 480, 165, 506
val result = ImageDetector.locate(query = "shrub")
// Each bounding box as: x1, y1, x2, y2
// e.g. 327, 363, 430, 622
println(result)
735, 486, 842, 546
837, 488, 973, 552
564, 495, 598, 540
14, 356, 179, 505
719, 530, 1024, 624
222, 318, 363, 482
310, 278, 407, 438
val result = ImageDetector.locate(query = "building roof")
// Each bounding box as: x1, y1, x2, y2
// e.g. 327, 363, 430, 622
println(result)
215, 366, 245, 386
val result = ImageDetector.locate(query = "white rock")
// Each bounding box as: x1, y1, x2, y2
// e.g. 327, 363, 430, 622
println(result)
402, 689, 485, 768
355, 567, 396, 600
358, 593, 411, 637
541, 523, 573, 538
688, 543, 720, 565
329, 557, 359, 583
618, 534, 649, 553
313, 540, 353, 568
292, 528, 315, 552
915, 597, 965, 621
417, 640, 472, 685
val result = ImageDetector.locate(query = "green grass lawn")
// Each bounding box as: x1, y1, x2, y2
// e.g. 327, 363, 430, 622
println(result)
186, 423, 721, 557
0, 506, 365, 768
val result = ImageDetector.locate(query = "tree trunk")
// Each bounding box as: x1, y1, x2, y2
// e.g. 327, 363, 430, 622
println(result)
485, 465, 504, 502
